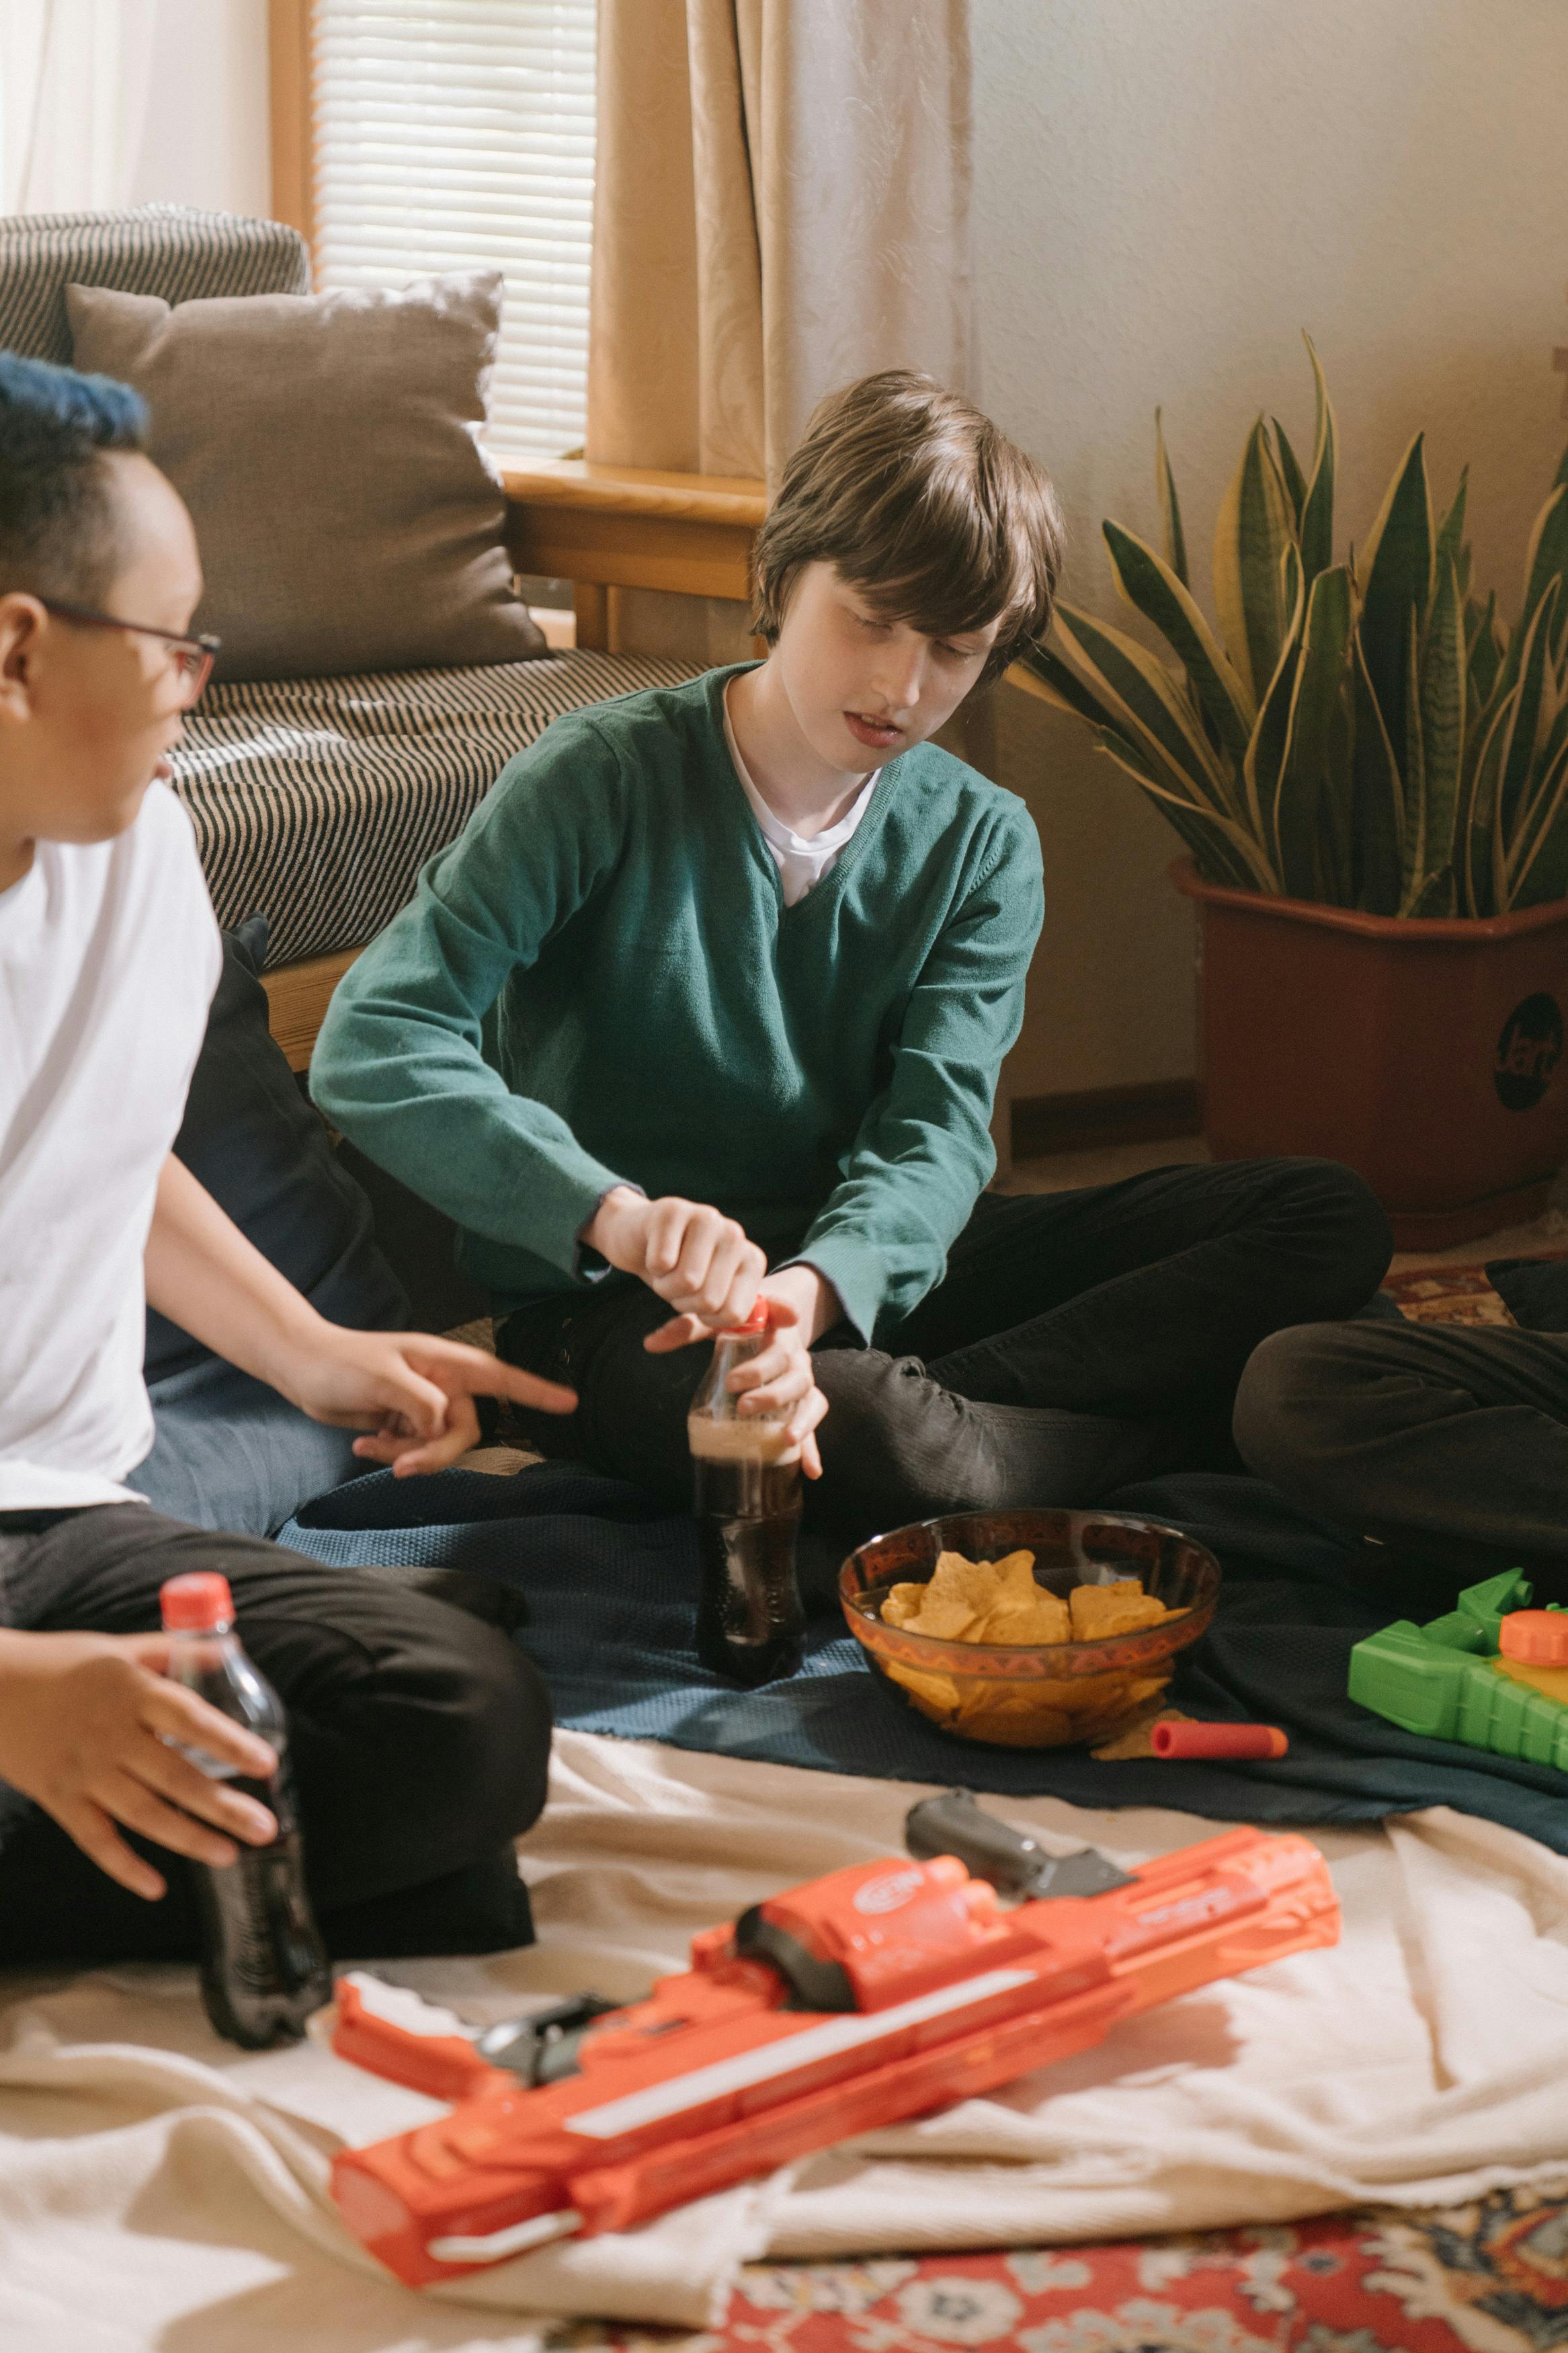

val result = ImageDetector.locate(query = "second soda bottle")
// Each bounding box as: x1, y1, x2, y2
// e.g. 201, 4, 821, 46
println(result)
161, 1571, 332, 2048
688, 1302, 805, 1687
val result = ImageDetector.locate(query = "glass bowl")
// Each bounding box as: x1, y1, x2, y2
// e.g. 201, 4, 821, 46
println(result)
839, 1507, 1221, 1749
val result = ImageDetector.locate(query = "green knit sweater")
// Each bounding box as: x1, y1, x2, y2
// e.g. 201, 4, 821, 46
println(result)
313, 665, 1044, 1341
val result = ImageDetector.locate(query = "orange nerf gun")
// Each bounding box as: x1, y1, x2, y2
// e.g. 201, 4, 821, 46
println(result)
329, 1790, 1337, 2287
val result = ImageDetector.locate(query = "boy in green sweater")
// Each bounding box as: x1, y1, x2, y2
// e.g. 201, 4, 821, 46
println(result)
315, 372, 1391, 1536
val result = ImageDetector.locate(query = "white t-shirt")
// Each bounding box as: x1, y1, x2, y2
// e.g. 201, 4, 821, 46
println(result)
723, 694, 879, 908
0, 784, 221, 1510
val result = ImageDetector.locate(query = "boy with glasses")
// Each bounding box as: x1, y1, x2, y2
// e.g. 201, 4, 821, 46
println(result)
0, 352, 577, 1963
317, 372, 1392, 1546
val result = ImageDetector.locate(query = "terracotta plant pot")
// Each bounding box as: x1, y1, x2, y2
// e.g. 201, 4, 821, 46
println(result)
1171, 859, 1568, 1248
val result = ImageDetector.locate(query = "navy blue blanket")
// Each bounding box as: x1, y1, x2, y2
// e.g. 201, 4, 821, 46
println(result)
280, 1464, 1568, 1855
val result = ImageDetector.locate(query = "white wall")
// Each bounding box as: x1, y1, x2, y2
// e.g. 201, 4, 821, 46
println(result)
975, 0, 1568, 1100
126, 0, 270, 218
88, 0, 1568, 1107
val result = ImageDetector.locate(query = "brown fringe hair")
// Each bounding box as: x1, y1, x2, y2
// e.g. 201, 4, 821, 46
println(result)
751, 370, 1065, 685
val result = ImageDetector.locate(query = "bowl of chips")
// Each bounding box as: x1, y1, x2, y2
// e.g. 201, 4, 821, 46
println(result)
839, 1509, 1221, 1749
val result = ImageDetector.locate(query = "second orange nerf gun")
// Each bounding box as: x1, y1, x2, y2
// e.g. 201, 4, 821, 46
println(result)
329, 1790, 1338, 2287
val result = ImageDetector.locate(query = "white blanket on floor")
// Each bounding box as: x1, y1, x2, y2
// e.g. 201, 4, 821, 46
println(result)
2, 1728, 1567, 2350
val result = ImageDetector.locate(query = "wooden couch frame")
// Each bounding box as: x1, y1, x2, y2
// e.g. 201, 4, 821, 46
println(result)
261, 2, 769, 1071
256, 461, 768, 1072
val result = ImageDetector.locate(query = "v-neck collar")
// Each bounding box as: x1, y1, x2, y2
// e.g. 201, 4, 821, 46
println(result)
707, 663, 899, 920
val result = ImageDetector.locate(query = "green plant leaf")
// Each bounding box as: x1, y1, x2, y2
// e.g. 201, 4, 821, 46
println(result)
1461, 688, 1514, 916
1513, 697, 1568, 869
1091, 728, 1280, 892
1434, 469, 1468, 582
1007, 639, 1120, 729
1352, 623, 1406, 914
1242, 543, 1305, 865
1272, 417, 1308, 531
1154, 409, 1188, 588
1466, 590, 1503, 711
1298, 333, 1337, 584
1319, 688, 1356, 904
1498, 579, 1561, 843
1406, 866, 1457, 916
1520, 481, 1568, 661
1398, 621, 1427, 912
1272, 565, 1354, 899
1213, 417, 1296, 705
1506, 735, 1568, 906
1008, 635, 1275, 893
1050, 603, 1231, 812
1357, 432, 1434, 786
1102, 518, 1255, 762
1401, 547, 1466, 912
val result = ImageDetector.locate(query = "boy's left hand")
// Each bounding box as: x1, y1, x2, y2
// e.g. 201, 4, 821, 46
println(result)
280, 1327, 577, 1478
645, 1270, 835, 1480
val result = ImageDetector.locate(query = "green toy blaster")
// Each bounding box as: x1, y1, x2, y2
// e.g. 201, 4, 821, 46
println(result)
1349, 1570, 1568, 1769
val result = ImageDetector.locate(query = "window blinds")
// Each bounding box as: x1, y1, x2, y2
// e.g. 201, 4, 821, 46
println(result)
311, 0, 596, 456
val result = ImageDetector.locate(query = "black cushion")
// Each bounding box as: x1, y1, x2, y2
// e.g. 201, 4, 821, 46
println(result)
1486, 1256, 1568, 1332
145, 916, 409, 1380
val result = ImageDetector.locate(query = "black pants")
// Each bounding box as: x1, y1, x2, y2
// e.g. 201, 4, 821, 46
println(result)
1235, 1318, 1568, 1598
0, 1505, 552, 1965
499, 1160, 1391, 1538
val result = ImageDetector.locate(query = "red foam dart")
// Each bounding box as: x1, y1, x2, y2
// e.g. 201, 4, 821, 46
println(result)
1152, 1720, 1288, 1761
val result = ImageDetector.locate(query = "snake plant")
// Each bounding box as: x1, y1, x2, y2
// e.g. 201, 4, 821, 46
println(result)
1013, 337, 1568, 916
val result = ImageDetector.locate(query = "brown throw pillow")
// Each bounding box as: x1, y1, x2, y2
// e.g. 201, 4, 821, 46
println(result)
67, 271, 546, 683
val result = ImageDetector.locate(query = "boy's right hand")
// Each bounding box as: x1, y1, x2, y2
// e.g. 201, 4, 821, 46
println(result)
585, 1187, 766, 1330
0, 1630, 280, 1901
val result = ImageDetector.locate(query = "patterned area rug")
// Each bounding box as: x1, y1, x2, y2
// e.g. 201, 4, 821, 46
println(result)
566, 2184, 1568, 2353
1383, 1265, 1524, 1326
474, 1263, 1568, 2348
1380, 1245, 1568, 1327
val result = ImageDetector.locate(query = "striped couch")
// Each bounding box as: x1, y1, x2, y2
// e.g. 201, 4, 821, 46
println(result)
0, 206, 698, 969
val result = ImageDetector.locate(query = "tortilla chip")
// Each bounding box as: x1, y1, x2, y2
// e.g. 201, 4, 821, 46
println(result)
911, 1597, 982, 1641
925, 1549, 989, 1606
977, 1591, 1072, 1646
1069, 1580, 1169, 1642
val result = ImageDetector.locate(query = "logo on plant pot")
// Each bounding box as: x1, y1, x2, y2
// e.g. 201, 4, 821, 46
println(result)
1494, 994, 1563, 1111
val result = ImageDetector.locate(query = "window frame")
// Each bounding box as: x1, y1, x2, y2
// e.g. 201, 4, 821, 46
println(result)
267, 0, 317, 255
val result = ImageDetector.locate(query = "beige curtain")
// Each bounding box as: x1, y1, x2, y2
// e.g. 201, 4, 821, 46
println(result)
587, 0, 975, 654
0, 0, 159, 214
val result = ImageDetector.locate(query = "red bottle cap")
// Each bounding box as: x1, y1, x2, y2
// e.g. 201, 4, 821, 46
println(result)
716, 1301, 772, 1337
161, 1572, 235, 1633
1499, 1608, 1568, 1666
1152, 1720, 1288, 1761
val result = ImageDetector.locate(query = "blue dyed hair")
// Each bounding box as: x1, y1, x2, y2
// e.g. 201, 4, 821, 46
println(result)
0, 350, 151, 602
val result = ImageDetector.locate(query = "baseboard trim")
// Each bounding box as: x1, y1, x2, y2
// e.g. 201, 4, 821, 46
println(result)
1012, 1078, 1202, 1159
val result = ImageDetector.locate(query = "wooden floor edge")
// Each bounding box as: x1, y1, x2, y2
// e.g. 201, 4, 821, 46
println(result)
1012, 1078, 1202, 1159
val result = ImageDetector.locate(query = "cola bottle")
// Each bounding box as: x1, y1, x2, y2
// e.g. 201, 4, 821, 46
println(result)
160, 1571, 332, 2048
688, 1302, 805, 1687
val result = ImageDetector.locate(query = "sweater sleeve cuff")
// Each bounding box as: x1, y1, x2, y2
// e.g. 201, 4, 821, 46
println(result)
574, 1179, 647, 1284
524, 1151, 634, 1281
782, 1234, 885, 1348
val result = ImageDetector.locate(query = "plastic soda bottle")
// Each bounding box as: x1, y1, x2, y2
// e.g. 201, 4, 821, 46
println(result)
160, 1571, 332, 2048
688, 1302, 805, 1686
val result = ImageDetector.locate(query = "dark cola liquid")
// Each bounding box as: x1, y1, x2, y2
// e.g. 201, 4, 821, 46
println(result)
692, 1448, 805, 1687
191, 1758, 332, 2049
171, 1626, 332, 2050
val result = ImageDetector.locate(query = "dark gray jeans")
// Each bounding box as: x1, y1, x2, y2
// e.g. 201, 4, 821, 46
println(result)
0, 1504, 552, 1965
1235, 1317, 1568, 1598
499, 1158, 1393, 1540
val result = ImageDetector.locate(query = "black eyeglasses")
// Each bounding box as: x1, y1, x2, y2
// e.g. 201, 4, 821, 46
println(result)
40, 600, 220, 707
